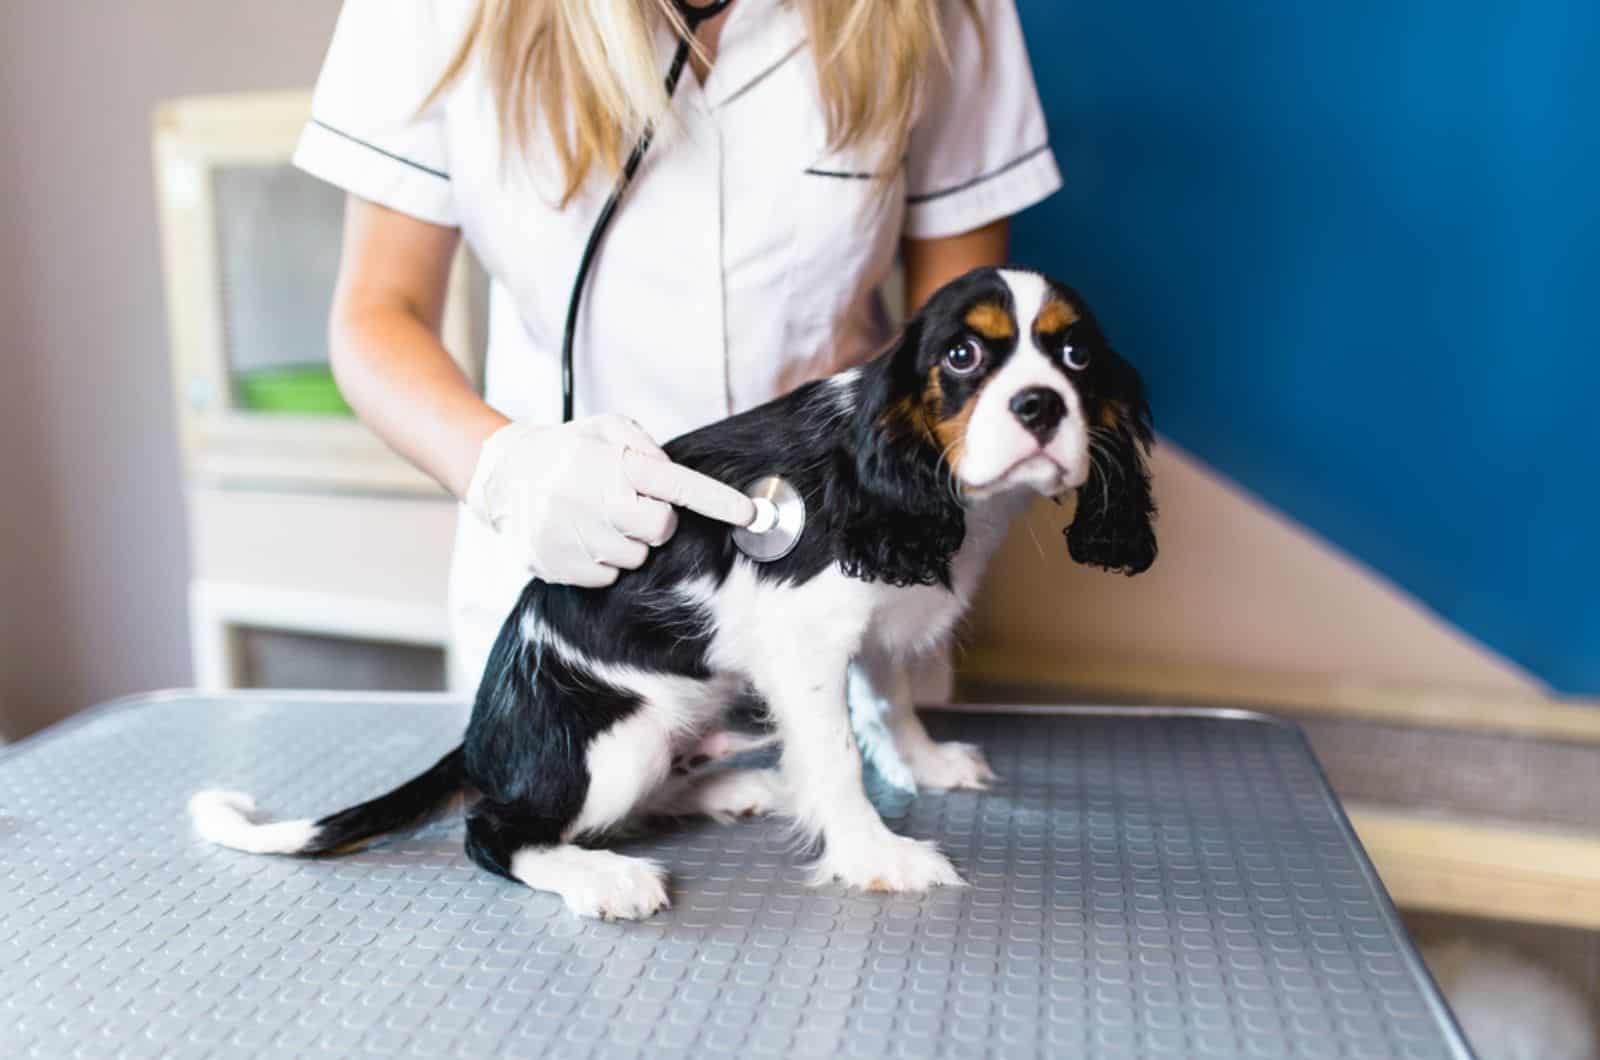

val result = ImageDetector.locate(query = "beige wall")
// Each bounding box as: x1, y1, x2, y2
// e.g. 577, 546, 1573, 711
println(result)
966, 439, 1543, 698
0, 3, 336, 739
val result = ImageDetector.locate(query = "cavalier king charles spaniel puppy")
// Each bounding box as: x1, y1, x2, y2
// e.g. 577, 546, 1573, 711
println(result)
191, 266, 1156, 919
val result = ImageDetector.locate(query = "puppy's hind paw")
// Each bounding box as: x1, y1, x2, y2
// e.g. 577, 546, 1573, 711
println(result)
572, 855, 670, 921
816, 832, 965, 894
696, 768, 785, 821
512, 847, 671, 921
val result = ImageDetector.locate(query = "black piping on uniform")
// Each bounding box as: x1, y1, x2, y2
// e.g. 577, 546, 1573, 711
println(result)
906, 143, 1050, 205
309, 118, 450, 181
803, 167, 878, 180
803, 154, 908, 181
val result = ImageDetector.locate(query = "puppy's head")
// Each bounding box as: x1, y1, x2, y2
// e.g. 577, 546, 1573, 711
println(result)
878, 266, 1157, 575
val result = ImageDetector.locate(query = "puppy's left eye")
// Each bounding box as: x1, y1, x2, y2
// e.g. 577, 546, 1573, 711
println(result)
944, 338, 985, 376
1060, 340, 1090, 371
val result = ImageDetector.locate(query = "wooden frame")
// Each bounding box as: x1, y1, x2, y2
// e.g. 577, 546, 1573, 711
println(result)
180, 472, 461, 693
154, 92, 470, 691
1347, 804, 1600, 931
152, 90, 479, 495
189, 579, 451, 690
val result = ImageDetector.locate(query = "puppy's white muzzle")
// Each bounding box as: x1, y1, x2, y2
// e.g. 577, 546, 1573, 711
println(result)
958, 378, 1089, 498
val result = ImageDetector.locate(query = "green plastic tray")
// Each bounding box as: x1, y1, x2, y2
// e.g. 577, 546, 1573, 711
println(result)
236, 364, 353, 416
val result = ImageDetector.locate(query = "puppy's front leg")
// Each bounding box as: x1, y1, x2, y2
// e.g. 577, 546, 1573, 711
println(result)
863, 647, 997, 792
754, 653, 963, 893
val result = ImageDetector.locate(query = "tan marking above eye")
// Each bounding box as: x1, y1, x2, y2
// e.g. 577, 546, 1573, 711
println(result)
964, 302, 1015, 341
1035, 297, 1079, 337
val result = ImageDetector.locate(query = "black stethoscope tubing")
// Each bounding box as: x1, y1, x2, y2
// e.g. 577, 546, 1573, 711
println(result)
559, 0, 736, 423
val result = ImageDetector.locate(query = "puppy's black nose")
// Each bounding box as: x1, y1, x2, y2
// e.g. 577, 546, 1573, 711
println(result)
1009, 387, 1066, 441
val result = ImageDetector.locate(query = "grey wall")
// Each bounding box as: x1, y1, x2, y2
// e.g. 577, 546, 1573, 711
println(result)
0, 3, 338, 739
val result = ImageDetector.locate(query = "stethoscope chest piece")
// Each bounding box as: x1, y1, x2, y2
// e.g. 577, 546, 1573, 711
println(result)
732, 475, 806, 562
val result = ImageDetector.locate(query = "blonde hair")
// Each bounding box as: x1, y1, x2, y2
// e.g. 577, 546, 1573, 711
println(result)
431, 0, 979, 205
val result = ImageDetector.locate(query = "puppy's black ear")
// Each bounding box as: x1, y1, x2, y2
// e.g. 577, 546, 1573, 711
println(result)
1066, 359, 1157, 575
842, 317, 967, 588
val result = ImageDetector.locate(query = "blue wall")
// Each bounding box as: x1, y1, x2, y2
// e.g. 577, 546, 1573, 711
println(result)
1013, 1, 1599, 693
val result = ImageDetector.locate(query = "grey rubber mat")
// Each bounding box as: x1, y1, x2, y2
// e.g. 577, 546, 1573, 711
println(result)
0, 693, 1470, 1059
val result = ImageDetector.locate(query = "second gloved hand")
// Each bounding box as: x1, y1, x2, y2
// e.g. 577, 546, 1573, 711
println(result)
465, 415, 756, 588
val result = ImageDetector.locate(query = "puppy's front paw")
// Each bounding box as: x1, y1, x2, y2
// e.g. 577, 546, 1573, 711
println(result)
817, 832, 965, 893
907, 740, 998, 791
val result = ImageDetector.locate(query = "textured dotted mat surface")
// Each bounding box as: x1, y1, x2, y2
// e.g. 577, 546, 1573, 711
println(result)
0, 694, 1469, 1059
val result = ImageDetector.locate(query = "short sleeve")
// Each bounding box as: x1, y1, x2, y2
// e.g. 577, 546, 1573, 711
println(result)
903, 0, 1062, 239
293, 0, 462, 227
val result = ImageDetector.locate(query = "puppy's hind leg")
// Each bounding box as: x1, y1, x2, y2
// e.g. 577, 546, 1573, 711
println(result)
466, 703, 687, 920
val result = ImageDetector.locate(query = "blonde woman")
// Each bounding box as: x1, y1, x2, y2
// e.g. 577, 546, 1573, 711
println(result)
297, 0, 1061, 690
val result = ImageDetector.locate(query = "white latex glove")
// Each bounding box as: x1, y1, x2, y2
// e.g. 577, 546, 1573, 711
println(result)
465, 415, 756, 588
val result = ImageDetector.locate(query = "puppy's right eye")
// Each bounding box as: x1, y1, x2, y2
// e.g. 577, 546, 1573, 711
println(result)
944, 338, 984, 376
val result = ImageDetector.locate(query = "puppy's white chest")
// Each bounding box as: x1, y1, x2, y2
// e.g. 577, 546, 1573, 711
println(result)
869, 502, 1018, 657
870, 583, 962, 657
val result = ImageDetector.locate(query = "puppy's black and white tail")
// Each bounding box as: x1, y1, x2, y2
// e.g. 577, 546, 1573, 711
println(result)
189, 746, 465, 856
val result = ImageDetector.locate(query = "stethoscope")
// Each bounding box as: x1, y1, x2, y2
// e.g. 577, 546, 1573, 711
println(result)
559, 0, 805, 562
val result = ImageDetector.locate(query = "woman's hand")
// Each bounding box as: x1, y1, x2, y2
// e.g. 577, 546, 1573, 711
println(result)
466, 416, 755, 587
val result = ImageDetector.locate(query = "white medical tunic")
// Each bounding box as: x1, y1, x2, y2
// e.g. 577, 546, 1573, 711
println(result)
295, 0, 1062, 690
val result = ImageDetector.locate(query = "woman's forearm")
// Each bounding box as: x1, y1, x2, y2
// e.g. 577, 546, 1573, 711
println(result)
332, 296, 507, 499
329, 198, 508, 499
901, 218, 1010, 317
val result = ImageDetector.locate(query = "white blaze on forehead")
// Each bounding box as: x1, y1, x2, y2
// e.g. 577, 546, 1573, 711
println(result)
997, 269, 1049, 334
954, 269, 1088, 493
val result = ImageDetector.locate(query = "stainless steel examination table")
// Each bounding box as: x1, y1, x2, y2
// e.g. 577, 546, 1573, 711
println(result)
1, 693, 1472, 1059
